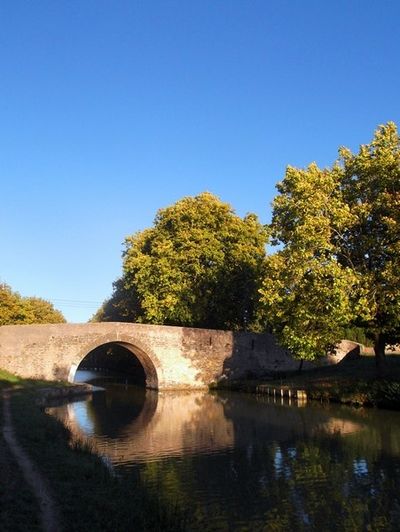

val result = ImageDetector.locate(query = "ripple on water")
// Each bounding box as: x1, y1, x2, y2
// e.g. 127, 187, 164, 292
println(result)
47, 379, 400, 531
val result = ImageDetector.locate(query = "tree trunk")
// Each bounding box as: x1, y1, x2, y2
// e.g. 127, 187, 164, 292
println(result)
374, 333, 387, 376
298, 359, 304, 373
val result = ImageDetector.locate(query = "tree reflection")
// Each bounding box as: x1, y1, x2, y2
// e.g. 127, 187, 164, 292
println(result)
48, 389, 400, 530
138, 433, 400, 530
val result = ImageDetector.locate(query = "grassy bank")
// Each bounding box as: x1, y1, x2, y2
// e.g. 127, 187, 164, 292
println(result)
0, 370, 185, 531
214, 355, 400, 410
0, 376, 41, 531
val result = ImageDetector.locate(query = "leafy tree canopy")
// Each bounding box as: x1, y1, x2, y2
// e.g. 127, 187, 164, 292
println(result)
260, 164, 358, 360
94, 192, 267, 330
338, 122, 400, 364
0, 283, 65, 325
260, 123, 400, 365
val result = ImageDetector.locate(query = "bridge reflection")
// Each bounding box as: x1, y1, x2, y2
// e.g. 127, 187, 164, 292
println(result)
46, 386, 400, 532
47, 386, 366, 467
48, 390, 234, 464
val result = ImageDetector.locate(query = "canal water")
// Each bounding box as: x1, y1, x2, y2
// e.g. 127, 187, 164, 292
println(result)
47, 370, 400, 530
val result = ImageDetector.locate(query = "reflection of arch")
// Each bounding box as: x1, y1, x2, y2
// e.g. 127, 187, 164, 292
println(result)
49, 391, 233, 465
71, 388, 159, 440
69, 335, 160, 389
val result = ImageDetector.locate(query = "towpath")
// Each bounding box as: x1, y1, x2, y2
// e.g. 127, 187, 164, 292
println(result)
1, 389, 60, 532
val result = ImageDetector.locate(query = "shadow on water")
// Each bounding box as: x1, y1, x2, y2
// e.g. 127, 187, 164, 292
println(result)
47, 379, 400, 530
83, 384, 158, 439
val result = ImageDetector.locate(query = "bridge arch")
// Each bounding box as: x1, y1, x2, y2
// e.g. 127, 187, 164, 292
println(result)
0, 322, 311, 389
69, 334, 160, 389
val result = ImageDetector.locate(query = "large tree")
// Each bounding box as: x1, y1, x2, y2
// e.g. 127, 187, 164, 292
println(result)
95, 192, 267, 330
337, 122, 400, 367
259, 164, 358, 362
0, 283, 65, 325
260, 123, 400, 368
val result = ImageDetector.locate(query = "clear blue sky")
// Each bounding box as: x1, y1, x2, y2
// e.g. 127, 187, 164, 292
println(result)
1, 1, 399, 322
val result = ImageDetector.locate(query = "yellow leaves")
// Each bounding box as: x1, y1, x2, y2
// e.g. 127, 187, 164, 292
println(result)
271, 162, 351, 258
119, 192, 267, 328
260, 242, 358, 360
0, 284, 65, 325
263, 122, 400, 358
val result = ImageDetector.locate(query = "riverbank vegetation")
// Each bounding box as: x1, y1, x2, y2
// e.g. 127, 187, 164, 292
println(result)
0, 372, 41, 530
0, 370, 185, 531
215, 354, 400, 410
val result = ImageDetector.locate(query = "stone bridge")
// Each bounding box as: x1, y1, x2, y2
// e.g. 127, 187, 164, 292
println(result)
0, 322, 355, 390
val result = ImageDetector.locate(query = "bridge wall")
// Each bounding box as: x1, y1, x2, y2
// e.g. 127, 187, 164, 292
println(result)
0, 322, 354, 389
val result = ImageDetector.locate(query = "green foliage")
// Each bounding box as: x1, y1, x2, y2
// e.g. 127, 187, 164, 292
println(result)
260, 123, 400, 361
371, 381, 400, 408
22, 297, 65, 324
338, 122, 400, 352
95, 192, 267, 330
90, 278, 141, 323
259, 164, 357, 360
340, 326, 374, 347
0, 283, 25, 325
0, 283, 65, 325
308, 380, 400, 409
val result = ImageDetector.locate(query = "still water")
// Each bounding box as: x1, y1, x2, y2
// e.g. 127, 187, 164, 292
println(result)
47, 370, 400, 530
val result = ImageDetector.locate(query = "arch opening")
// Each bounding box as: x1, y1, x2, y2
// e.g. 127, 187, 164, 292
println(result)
75, 341, 158, 389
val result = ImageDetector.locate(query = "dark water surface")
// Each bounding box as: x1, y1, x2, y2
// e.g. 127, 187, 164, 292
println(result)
47, 370, 400, 530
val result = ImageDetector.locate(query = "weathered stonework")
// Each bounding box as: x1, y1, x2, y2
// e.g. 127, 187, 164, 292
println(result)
0, 322, 356, 389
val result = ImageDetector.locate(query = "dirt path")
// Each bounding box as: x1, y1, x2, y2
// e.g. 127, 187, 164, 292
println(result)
2, 389, 60, 532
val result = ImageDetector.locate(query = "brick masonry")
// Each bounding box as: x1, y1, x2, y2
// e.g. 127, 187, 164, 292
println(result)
0, 322, 357, 389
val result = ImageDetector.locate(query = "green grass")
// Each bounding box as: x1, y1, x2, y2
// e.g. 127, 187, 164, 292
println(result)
0, 368, 69, 390
0, 438, 42, 532
0, 369, 186, 531
0, 371, 42, 531
0, 368, 22, 387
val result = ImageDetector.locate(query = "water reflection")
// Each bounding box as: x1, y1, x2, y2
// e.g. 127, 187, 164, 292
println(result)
47, 372, 400, 530
48, 372, 235, 463
60, 386, 156, 440
48, 376, 369, 466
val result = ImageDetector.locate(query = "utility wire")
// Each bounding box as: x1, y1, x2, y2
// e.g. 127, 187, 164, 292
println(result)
48, 299, 102, 309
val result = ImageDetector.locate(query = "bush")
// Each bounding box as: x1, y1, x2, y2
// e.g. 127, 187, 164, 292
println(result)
341, 326, 374, 347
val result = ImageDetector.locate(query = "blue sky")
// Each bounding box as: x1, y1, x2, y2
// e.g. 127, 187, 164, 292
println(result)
1, 1, 399, 322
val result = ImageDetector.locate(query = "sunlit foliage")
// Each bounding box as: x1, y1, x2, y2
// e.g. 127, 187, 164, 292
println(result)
94, 192, 267, 330
0, 283, 65, 325
260, 123, 400, 364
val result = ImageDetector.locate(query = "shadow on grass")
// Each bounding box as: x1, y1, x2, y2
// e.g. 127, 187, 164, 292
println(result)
283, 355, 400, 385
216, 356, 400, 410
0, 369, 67, 391
0, 368, 186, 531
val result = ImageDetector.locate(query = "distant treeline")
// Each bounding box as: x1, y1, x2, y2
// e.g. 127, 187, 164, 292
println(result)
0, 283, 65, 325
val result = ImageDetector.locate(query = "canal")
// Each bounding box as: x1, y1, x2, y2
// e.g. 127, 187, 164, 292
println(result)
47, 370, 400, 530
